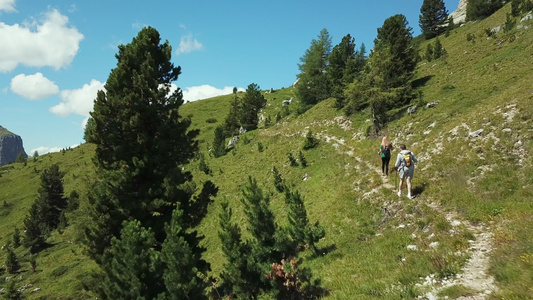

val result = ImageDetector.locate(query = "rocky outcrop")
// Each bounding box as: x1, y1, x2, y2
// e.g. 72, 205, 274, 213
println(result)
0, 126, 27, 166
449, 0, 468, 24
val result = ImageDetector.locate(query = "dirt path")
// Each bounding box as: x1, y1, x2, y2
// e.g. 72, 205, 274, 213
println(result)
315, 130, 497, 299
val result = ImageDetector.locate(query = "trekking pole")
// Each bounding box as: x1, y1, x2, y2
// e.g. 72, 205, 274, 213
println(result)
395, 167, 398, 190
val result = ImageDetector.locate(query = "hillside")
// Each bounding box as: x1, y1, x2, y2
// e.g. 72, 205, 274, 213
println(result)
1, 4, 533, 299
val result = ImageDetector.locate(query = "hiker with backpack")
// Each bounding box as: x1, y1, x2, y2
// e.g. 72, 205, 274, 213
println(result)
378, 136, 394, 176
395, 144, 418, 199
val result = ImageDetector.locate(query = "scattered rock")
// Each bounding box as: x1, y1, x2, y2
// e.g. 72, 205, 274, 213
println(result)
239, 126, 247, 135
426, 101, 439, 108
302, 173, 309, 181
407, 105, 417, 115
469, 129, 483, 138
227, 136, 239, 149
451, 220, 462, 227
521, 12, 533, 23
32, 288, 41, 293
407, 245, 418, 251
429, 241, 440, 249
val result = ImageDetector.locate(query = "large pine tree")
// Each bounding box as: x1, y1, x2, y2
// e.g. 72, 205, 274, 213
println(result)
419, 0, 448, 39
83, 26, 200, 257
296, 28, 332, 109
82, 27, 215, 297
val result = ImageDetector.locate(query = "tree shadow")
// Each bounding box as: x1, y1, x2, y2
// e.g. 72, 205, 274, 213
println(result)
413, 182, 429, 197
310, 243, 337, 259
411, 75, 434, 89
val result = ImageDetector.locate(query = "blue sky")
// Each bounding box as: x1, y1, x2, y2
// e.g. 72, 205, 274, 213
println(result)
0, 0, 460, 155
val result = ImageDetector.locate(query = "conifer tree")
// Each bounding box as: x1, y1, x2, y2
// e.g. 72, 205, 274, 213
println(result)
213, 125, 227, 158
327, 34, 357, 108
98, 220, 161, 299
82, 27, 214, 297
38, 164, 67, 230
217, 200, 259, 299
241, 176, 279, 262
419, 0, 448, 39
159, 208, 210, 300
296, 28, 332, 109
12, 228, 20, 248
5, 246, 20, 274
224, 88, 242, 136
83, 26, 200, 258
239, 83, 267, 131
3, 280, 23, 300
284, 189, 325, 255
23, 203, 46, 253
466, 0, 505, 21
272, 166, 285, 193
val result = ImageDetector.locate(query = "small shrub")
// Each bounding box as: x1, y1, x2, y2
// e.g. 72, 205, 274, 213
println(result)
288, 153, 299, 167
198, 153, 211, 175
441, 84, 455, 92
298, 151, 307, 167
303, 131, 319, 150
272, 166, 285, 192
206, 118, 217, 123
30, 255, 37, 272
257, 142, 264, 152
12, 228, 20, 248
50, 265, 70, 277
466, 33, 475, 42
504, 13, 516, 32
5, 246, 20, 274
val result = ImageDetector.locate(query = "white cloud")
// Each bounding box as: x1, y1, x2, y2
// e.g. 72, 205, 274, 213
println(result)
31, 146, 61, 155
50, 79, 105, 117
0, 9, 84, 72
179, 84, 244, 102
0, 0, 16, 12
31, 144, 79, 155
176, 33, 204, 55
10, 72, 59, 100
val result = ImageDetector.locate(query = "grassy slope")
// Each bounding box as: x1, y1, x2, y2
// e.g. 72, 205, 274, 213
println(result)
1, 4, 532, 298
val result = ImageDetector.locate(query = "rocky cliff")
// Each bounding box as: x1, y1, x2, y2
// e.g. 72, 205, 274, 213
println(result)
449, 0, 468, 24
0, 126, 28, 166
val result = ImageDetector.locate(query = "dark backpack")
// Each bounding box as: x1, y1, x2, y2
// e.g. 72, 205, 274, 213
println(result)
382, 145, 391, 157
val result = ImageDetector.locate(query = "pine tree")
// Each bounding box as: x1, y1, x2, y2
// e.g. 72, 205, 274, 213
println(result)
5, 246, 20, 274
239, 83, 267, 131
426, 43, 434, 61
3, 279, 23, 300
296, 28, 332, 109
38, 164, 67, 230
217, 200, 259, 299
99, 220, 161, 299
241, 177, 279, 262
83, 26, 200, 259
327, 34, 357, 108
82, 27, 212, 297
224, 88, 242, 136
433, 38, 444, 59
159, 208, 210, 300
419, 0, 448, 39
284, 189, 325, 255
12, 228, 20, 248
23, 202, 46, 253
272, 166, 285, 193
298, 151, 308, 168
212, 125, 227, 158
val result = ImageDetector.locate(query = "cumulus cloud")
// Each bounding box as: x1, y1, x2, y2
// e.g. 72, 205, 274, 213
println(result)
176, 33, 204, 55
178, 84, 244, 102
31, 144, 79, 156
0, 0, 16, 12
50, 79, 105, 117
10, 72, 59, 100
0, 9, 84, 72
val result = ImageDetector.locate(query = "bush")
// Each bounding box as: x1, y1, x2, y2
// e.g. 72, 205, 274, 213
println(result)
303, 131, 319, 150
206, 118, 217, 123
257, 142, 264, 152
288, 153, 299, 167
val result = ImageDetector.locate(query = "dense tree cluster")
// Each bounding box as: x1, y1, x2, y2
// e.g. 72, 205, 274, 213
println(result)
466, 0, 505, 21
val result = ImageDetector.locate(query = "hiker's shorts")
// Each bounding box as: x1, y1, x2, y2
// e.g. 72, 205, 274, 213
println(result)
400, 166, 414, 179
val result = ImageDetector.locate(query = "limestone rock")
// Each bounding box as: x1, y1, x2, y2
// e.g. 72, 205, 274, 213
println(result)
0, 126, 27, 166
449, 0, 468, 24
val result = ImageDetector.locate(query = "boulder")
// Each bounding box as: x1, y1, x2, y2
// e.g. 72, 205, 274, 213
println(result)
227, 136, 239, 149
0, 126, 27, 166
426, 101, 439, 108
407, 105, 417, 115
469, 129, 483, 138
521, 12, 533, 23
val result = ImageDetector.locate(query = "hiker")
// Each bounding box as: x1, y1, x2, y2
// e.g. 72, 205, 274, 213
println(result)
378, 136, 393, 176
395, 144, 418, 199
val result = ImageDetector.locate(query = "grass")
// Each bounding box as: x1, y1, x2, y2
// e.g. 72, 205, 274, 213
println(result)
1, 3, 533, 298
